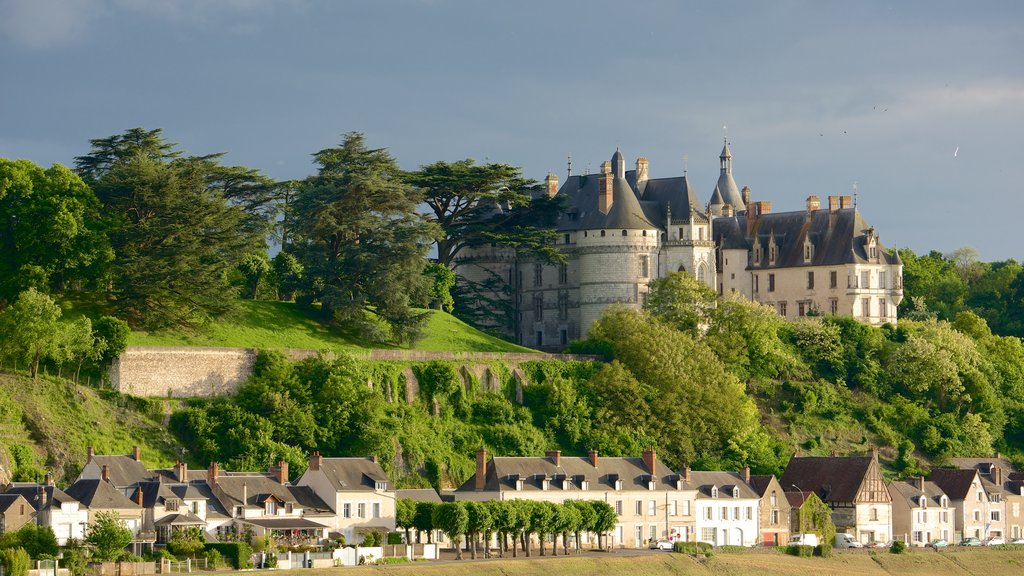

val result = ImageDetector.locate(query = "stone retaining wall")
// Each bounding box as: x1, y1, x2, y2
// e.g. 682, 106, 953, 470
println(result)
110, 346, 601, 398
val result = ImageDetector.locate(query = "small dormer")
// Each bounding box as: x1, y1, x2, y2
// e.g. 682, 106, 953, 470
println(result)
940, 495, 949, 508
803, 237, 813, 263
647, 475, 657, 491
866, 228, 879, 260
768, 235, 777, 266
508, 474, 523, 491
579, 476, 589, 491
732, 486, 740, 498
541, 476, 551, 491
675, 477, 684, 491
711, 486, 719, 499
374, 480, 387, 491
609, 473, 622, 491
918, 495, 927, 509
753, 240, 762, 265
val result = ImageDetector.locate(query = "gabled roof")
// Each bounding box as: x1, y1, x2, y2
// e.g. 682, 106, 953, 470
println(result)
948, 457, 1017, 474
65, 479, 140, 510
927, 468, 980, 501
286, 485, 333, 515
212, 474, 296, 509
312, 457, 391, 493
690, 471, 760, 499
0, 493, 29, 513
457, 455, 682, 493
86, 455, 153, 487
5, 484, 78, 511
887, 478, 949, 508
779, 455, 887, 505
748, 474, 785, 498
637, 175, 705, 225
397, 488, 443, 504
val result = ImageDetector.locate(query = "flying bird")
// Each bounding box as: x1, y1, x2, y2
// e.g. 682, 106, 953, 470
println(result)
954, 146, 959, 157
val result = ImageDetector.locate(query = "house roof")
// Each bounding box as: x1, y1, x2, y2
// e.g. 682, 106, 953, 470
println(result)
748, 475, 781, 497
397, 489, 443, 504
887, 478, 949, 508
65, 478, 140, 510
241, 517, 328, 530
779, 455, 886, 505
212, 474, 296, 509
0, 493, 28, 513
87, 455, 153, 487
948, 457, 1017, 474
287, 485, 333, 515
154, 512, 205, 526
928, 468, 980, 500
4, 484, 78, 511
637, 175, 705, 225
312, 458, 391, 493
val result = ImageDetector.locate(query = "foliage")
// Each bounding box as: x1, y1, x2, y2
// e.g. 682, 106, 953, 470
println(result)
86, 512, 132, 561
361, 530, 383, 547
645, 271, 718, 335
204, 542, 253, 569
423, 262, 456, 312
0, 524, 59, 558
290, 132, 439, 344
673, 541, 713, 557
0, 547, 30, 576
797, 493, 836, 548
0, 288, 63, 377
432, 502, 468, 559
890, 540, 908, 554
167, 527, 205, 557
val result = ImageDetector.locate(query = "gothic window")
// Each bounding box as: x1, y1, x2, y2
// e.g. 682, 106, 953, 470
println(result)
698, 264, 707, 283
533, 263, 542, 287
559, 263, 568, 285
768, 273, 775, 292
558, 291, 568, 320
622, 230, 627, 236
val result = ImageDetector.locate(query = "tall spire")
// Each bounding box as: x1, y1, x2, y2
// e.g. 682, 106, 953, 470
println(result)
611, 148, 625, 177
720, 139, 732, 175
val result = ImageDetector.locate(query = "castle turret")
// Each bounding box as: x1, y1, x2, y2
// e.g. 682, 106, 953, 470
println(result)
712, 141, 745, 214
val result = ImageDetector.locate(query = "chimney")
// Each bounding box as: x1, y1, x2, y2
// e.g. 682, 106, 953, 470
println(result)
831, 449, 837, 457
994, 466, 1004, 487
545, 450, 561, 467
868, 446, 878, 461
722, 203, 734, 218
44, 473, 53, 487
87, 447, 94, 462
588, 449, 599, 468
275, 460, 289, 485
101, 465, 109, 482
636, 157, 649, 188
207, 462, 219, 486
136, 488, 143, 507
370, 455, 379, 464
828, 196, 840, 212
806, 195, 820, 212
741, 186, 752, 207
598, 160, 613, 214
175, 460, 188, 482
475, 448, 487, 491
742, 466, 750, 484
642, 449, 657, 476
309, 451, 322, 472
545, 173, 559, 198
917, 476, 925, 491
840, 195, 852, 209
133, 446, 141, 462
683, 465, 691, 483
38, 485, 49, 509
242, 482, 248, 506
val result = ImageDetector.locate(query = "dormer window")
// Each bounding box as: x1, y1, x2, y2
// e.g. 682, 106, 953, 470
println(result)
648, 476, 657, 491
732, 487, 740, 498
711, 486, 719, 499
753, 244, 761, 264
266, 501, 277, 515
768, 242, 777, 265
515, 479, 524, 491
375, 481, 387, 491
580, 480, 589, 491
804, 241, 813, 262
541, 478, 550, 491
940, 496, 949, 508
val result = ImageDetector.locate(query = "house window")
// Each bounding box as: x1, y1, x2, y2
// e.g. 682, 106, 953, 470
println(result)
798, 302, 806, 317
778, 302, 787, 316
373, 503, 381, 518
804, 243, 812, 261
913, 531, 923, 543
235, 506, 243, 517
879, 299, 888, 319
768, 273, 775, 292
830, 271, 838, 288
534, 263, 543, 287
564, 233, 571, 244
974, 510, 981, 522
878, 271, 887, 289
870, 508, 878, 521
830, 298, 839, 315
698, 264, 707, 283
559, 263, 568, 285
770, 509, 779, 525
684, 501, 691, 516
533, 295, 543, 321
769, 244, 776, 264
357, 503, 366, 518
342, 503, 351, 518
670, 501, 677, 516
558, 291, 568, 320
754, 275, 759, 293
701, 527, 716, 544
992, 511, 1001, 521
650, 525, 657, 540
283, 502, 291, 514
167, 500, 179, 512
977, 491, 984, 502
745, 507, 753, 520
711, 487, 719, 498
705, 507, 713, 520
648, 501, 656, 516
721, 507, 729, 520
771, 492, 777, 507
640, 255, 649, 278
266, 501, 277, 515
615, 500, 623, 515
636, 501, 643, 516
861, 271, 870, 289
635, 525, 643, 544
536, 331, 543, 346
861, 298, 870, 318
754, 246, 761, 264
807, 271, 814, 289
601, 230, 606, 237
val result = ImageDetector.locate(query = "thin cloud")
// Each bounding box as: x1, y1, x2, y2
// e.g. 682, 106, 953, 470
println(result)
0, 0, 98, 49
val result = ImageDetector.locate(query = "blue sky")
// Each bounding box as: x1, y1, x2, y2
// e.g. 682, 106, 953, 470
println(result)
1, 0, 1021, 260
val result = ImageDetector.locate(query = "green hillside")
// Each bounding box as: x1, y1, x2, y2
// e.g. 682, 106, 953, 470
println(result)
125, 300, 533, 353
0, 373, 180, 484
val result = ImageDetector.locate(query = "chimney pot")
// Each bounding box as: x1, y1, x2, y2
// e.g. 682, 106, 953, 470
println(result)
828, 196, 840, 212
370, 455, 378, 464
276, 460, 289, 484
545, 450, 561, 467
475, 448, 487, 491
840, 195, 852, 209
741, 186, 752, 207
44, 473, 53, 487
918, 476, 925, 491
87, 447, 94, 461
722, 204, 734, 217
683, 465, 691, 483
598, 166, 613, 214
807, 195, 820, 212
868, 446, 878, 461
309, 451, 322, 472
207, 462, 219, 486
175, 460, 188, 483
133, 446, 141, 462
642, 449, 657, 476
136, 488, 143, 507
588, 449, 599, 468
742, 465, 750, 484
101, 464, 109, 482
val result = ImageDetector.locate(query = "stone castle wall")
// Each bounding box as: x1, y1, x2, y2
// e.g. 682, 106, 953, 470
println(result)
110, 346, 600, 398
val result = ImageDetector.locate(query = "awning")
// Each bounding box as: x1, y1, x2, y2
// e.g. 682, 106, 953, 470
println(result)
155, 513, 206, 526
241, 518, 328, 530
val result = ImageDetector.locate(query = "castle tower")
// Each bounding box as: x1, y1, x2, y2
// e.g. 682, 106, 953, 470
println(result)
713, 141, 745, 214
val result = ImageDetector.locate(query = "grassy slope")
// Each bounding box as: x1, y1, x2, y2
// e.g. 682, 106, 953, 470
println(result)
0, 373, 180, 483
279, 550, 1024, 576
126, 300, 533, 353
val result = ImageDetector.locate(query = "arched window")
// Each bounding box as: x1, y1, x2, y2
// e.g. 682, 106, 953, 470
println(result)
600, 230, 606, 237
698, 264, 707, 283
621, 230, 627, 236
711, 486, 719, 498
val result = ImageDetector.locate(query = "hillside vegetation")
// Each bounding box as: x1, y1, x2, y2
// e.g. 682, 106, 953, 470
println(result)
0, 373, 179, 483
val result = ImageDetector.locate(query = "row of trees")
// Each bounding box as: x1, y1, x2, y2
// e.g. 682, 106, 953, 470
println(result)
2, 128, 560, 343
395, 498, 617, 560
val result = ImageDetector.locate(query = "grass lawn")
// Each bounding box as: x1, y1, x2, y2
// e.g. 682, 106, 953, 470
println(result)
125, 300, 533, 353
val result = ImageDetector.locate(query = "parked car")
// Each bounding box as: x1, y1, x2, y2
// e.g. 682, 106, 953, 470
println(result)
649, 539, 673, 551
867, 540, 890, 549
834, 533, 864, 548
984, 536, 1006, 546
788, 534, 819, 547
927, 539, 949, 549
959, 537, 983, 546
1009, 538, 1024, 545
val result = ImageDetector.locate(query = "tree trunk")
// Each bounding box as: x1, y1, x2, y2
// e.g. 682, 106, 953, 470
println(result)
470, 533, 476, 559
575, 531, 582, 554
539, 532, 546, 556
405, 528, 411, 545
524, 532, 530, 557
563, 532, 571, 555
455, 534, 463, 560
511, 532, 517, 558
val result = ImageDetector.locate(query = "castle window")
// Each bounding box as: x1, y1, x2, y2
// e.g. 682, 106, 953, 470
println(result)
807, 271, 814, 289
560, 329, 568, 346
533, 295, 543, 321
699, 227, 705, 241
678, 227, 684, 240
642, 230, 647, 237
601, 230, 606, 237
754, 246, 761, 264
861, 271, 870, 289
534, 263, 542, 287
798, 301, 807, 316
558, 291, 568, 320
559, 263, 568, 285
768, 273, 775, 292
640, 255, 649, 278
536, 331, 543, 346
622, 229, 627, 236
564, 233, 571, 244
878, 271, 887, 289
769, 244, 776, 265
754, 275, 759, 293
698, 264, 707, 283
861, 298, 871, 318
778, 302, 787, 316
879, 298, 888, 320
830, 298, 838, 314
830, 271, 837, 288
804, 243, 812, 261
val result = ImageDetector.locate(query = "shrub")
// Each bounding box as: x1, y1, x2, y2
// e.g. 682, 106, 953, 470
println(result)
889, 540, 908, 554
204, 548, 223, 569
814, 543, 832, 558
0, 547, 30, 576
719, 545, 746, 554
118, 553, 144, 562
204, 542, 253, 569
361, 530, 383, 547
785, 544, 814, 557
376, 557, 410, 564
386, 532, 403, 545
672, 541, 713, 556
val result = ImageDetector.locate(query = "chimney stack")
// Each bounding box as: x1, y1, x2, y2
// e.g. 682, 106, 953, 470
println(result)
545, 450, 561, 467
995, 466, 1004, 487
636, 157, 649, 189
741, 186, 751, 207
136, 488, 143, 507
207, 462, 219, 486
828, 196, 840, 212
545, 173, 559, 198
133, 446, 141, 462
598, 161, 613, 214
475, 448, 487, 491
588, 449, 599, 468
87, 447, 94, 461
175, 460, 188, 483
917, 476, 925, 491
370, 455, 378, 464
642, 449, 657, 476
101, 465, 110, 482
683, 465, 691, 483
868, 446, 878, 461
44, 473, 53, 487
274, 460, 289, 485
722, 203, 734, 218
38, 484, 49, 509
309, 451, 322, 472
806, 195, 820, 212
742, 466, 750, 484
831, 449, 837, 457
840, 195, 852, 209
242, 482, 248, 507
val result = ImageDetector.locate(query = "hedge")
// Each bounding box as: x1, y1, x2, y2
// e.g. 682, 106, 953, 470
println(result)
204, 542, 253, 569
673, 542, 713, 556
0, 547, 31, 576
785, 544, 814, 557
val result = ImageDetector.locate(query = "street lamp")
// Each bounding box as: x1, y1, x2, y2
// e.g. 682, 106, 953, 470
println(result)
791, 485, 805, 535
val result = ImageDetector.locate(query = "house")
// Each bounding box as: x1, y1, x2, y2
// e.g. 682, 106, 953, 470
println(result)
887, 477, 956, 546
455, 448, 709, 549
779, 449, 892, 544
0, 493, 34, 535
78, 446, 153, 488
690, 469, 760, 547
295, 453, 395, 544
928, 467, 1005, 542
5, 476, 89, 545
950, 457, 1022, 540
64, 465, 151, 554
748, 475, 791, 546
455, 145, 903, 349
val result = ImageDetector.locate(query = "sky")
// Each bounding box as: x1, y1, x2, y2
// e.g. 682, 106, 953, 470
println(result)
1, 0, 1022, 261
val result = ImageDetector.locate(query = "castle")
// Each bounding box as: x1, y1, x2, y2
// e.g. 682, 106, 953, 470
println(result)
455, 144, 903, 351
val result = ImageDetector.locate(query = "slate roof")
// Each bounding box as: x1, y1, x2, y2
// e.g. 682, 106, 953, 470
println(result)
948, 457, 1017, 474
65, 479, 141, 510
212, 474, 297, 509
748, 475, 780, 497
5, 484, 78, 511
779, 456, 884, 505
715, 208, 899, 268
87, 455, 153, 487
690, 471, 760, 499
887, 478, 949, 507
397, 488, 443, 504
287, 486, 333, 515
154, 512, 205, 526
313, 457, 391, 492
927, 468, 980, 501
0, 493, 28, 513
637, 175, 705, 224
